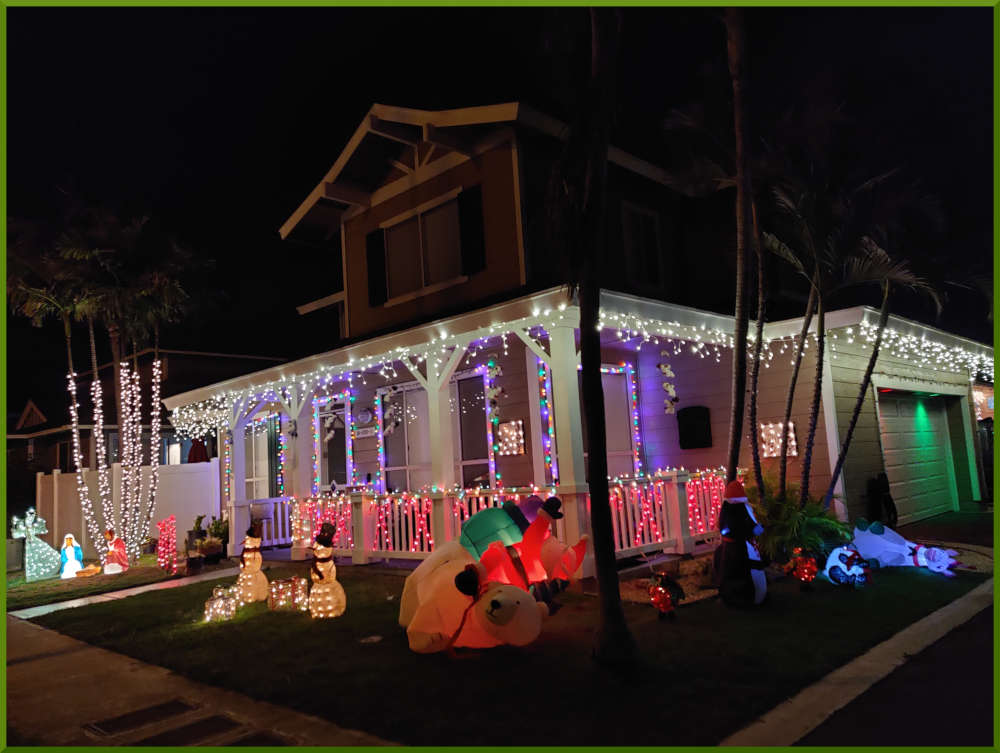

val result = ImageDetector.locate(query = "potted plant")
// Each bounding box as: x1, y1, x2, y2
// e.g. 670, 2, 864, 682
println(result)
186, 548, 204, 575
200, 537, 224, 565
187, 514, 207, 551
207, 516, 229, 559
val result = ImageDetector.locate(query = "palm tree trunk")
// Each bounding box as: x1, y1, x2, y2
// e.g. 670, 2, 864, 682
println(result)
108, 323, 124, 442
747, 201, 766, 498
824, 282, 890, 508
88, 316, 115, 553
63, 314, 101, 552
779, 286, 816, 500
583, 7, 636, 668
799, 289, 825, 506
724, 7, 752, 483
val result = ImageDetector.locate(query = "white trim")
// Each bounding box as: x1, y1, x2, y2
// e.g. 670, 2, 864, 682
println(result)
511, 135, 528, 287
870, 374, 970, 396
820, 340, 846, 520
162, 287, 573, 410
958, 391, 983, 501
296, 291, 345, 316
377, 187, 463, 230
384, 275, 469, 309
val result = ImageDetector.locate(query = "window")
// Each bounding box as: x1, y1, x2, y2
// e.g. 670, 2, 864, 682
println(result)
454, 375, 490, 487
318, 401, 349, 488
366, 186, 485, 307
579, 370, 638, 479
383, 385, 432, 492
622, 202, 662, 287
244, 415, 279, 500
380, 373, 491, 492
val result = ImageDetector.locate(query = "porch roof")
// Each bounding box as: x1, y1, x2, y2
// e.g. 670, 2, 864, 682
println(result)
163, 288, 992, 425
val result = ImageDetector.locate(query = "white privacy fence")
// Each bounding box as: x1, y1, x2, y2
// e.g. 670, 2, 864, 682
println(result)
234, 469, 731, 565
33, 460, 222, 558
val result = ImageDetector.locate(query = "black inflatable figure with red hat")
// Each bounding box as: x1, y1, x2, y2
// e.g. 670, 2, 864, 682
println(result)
712, 480, 768, 607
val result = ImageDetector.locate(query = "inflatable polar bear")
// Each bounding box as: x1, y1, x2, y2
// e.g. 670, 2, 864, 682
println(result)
399, 497, 589, 653
399, 539, 549, 653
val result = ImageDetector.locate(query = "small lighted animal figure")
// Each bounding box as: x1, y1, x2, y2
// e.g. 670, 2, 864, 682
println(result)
822, 544, 870, 588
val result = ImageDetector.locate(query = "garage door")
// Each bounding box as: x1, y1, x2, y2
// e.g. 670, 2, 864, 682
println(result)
877, 393, 958, 525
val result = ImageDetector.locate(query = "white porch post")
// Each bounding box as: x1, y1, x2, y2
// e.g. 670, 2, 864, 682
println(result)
402, 345, 467, 490
291, 399, 315, 498
547, 323, 594, 576
228, 428, 246, 555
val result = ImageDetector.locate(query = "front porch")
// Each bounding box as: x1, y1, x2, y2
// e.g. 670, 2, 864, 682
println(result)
166, 286, 786, 570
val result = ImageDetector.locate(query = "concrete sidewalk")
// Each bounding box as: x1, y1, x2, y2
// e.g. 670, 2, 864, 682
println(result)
6, 615, 393, 746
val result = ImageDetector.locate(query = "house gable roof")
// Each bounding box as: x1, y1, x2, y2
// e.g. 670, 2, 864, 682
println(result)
15, 399, 47, 431
279, 102, 673, 240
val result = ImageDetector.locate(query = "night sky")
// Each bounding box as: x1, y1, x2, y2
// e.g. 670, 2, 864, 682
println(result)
7, 7, 993, 414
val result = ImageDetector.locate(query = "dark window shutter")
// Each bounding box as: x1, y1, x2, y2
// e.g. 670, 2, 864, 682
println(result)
366, 229, 388, 306
458, 185, 486, 277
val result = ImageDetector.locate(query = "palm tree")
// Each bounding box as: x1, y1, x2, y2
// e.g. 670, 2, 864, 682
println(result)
822, 241, 941, 509
546, 8, 636, 668
764, 167, 926, 506
7, 228, 107, 552
776, 285, 816, 500
723, 7, 753, 485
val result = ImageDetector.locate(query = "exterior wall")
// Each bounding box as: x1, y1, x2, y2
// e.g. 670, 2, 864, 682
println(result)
331, 337, 536, 490
342, 141, 523, 340
598, 338, 833, 494
34, 460, 222, 559
826, 328, 978, 521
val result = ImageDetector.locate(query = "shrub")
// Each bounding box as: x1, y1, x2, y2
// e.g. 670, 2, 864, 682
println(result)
745, 471, 851, 563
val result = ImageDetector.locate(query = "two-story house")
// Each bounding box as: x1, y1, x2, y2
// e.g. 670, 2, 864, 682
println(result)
162, 103, 993, 570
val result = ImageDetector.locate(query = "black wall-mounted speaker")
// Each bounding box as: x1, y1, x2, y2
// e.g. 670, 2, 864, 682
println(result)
677, 406, 712, 449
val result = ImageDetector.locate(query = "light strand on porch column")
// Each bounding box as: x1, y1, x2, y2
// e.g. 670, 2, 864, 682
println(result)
277, 415, 287, 495
624, 362, 644, 477
223, 430, 232, 502
481, 361, 502, 487
537, 359, 559, 485
67, 371, 103, 558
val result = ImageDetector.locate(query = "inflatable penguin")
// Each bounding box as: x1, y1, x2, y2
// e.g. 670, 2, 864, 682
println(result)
713, 480, 767, 607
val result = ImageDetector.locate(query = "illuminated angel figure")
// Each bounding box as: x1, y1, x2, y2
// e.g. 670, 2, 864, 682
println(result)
11, 508, 61, 582
234, 521, 269, 604
309, 522, 346, 618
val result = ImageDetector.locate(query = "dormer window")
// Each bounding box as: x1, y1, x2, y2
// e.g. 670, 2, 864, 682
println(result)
367, 186, 485, 307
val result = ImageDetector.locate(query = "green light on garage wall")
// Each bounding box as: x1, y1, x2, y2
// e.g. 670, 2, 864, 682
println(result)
913, 399, 932, 434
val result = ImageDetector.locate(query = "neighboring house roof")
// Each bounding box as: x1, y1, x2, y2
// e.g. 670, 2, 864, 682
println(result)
279, 102, 673, 241
14, 399, 47, 431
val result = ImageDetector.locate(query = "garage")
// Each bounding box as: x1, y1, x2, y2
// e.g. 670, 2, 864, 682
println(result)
876, 392, 959, 525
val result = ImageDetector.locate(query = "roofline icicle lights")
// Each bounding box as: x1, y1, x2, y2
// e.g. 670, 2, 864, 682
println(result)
169, 307, 992, 436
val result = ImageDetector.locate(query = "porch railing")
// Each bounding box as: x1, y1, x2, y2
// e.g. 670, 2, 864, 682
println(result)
252, 468, 731, 565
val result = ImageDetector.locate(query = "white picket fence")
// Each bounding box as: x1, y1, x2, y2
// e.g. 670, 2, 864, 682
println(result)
232, 470, 729, 564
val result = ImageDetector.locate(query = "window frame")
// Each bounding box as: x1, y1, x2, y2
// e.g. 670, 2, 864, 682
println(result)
621, 200, 663, 289
378, 188, 468, 308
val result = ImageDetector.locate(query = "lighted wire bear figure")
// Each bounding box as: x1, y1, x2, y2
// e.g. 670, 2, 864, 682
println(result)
11, 508, 61, 582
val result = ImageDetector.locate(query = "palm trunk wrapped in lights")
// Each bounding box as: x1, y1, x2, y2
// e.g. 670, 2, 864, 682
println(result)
62, 314, 103, 558
747, 203, 766, 498
88, 316, 115, 560
137, 359, 163, 555
126, 366, 144, 561
118, 362, 135, 557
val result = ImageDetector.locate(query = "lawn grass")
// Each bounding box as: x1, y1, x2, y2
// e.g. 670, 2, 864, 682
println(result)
32, 562, 988, 746
6, 554, 235, 611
